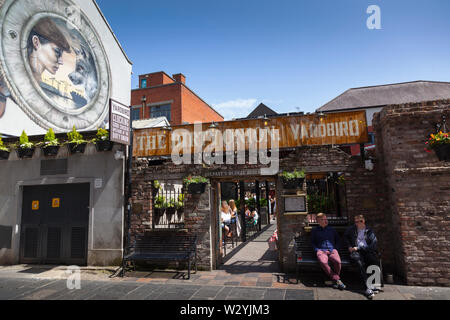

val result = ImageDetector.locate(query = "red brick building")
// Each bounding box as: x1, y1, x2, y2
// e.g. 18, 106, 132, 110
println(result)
130, 71, 223, 125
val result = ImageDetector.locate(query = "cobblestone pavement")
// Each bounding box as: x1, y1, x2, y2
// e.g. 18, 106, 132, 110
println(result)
0, 220, 449, 300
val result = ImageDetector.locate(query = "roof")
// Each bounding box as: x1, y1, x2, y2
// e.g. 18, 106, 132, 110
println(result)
246, 103, 278, 119
317, 80, 450, 112
132, 117, 170, 129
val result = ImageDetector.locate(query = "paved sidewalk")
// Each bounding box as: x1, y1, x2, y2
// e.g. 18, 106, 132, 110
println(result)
0, 219, 449, 300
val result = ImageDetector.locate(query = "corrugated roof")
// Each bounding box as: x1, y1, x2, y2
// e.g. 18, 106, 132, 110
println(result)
317, 81, 450, 112
132, 117, 170, 129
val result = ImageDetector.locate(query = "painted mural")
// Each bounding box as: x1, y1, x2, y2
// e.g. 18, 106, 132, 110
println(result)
0, 0, 111, 132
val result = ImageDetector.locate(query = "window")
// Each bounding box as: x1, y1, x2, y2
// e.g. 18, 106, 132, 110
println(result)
151, 104, 171, 121
141, 79, 147, 88
131, 107, 141, 121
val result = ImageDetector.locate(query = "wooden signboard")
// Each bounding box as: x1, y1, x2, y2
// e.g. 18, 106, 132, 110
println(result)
133, 111, 368, 157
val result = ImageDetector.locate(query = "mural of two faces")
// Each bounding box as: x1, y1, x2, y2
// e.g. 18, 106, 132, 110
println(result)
0, 0, 111, 133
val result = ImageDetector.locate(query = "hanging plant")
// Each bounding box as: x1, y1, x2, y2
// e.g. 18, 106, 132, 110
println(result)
16, 130, 35, 158
0, 137, 10, 160
165, 198, 176, 215
66, 126, 88, 154
40, 128, 60, 156
94, 127, 113, 151
176, 194, 185, 213
153, 195, 166, 215
425, 130, 450, 161
183, 175, 209, 194
280, 168, 305, 189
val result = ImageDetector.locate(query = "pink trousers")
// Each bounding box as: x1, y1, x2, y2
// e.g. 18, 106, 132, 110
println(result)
316, 249, 341, 281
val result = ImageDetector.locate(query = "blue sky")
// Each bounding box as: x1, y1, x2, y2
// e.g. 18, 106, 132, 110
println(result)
96, 0, 450, 119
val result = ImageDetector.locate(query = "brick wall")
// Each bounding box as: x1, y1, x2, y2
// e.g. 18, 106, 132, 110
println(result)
130, 145, 391, 273
373, 100, 450, 286
181, 85, 223, 124
276, 146, 392, 273
131, 76, 223, 125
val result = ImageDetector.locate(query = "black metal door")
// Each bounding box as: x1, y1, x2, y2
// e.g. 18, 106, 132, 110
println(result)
20, 183, 90, 265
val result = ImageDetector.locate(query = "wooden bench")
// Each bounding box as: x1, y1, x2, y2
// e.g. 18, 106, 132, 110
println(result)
294, 234, 384, 286
122, 234, 197, 279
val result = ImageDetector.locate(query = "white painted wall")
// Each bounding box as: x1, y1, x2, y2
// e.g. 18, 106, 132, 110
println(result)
0, 0, 132, 136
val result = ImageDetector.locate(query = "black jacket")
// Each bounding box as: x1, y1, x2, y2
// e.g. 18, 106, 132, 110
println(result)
343, 225, 378, 253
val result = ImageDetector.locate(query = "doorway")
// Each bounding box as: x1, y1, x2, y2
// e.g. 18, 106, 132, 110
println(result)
19, 183, 90, 265
212, 177, 278, 268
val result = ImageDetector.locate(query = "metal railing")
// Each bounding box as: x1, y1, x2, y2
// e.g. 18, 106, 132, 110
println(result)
152, 181, 185, 229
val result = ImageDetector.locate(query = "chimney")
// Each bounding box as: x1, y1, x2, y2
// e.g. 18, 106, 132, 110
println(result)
173, 73, 186, 85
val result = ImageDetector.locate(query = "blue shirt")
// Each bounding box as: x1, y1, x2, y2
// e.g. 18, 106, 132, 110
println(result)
311, 225, 341, 252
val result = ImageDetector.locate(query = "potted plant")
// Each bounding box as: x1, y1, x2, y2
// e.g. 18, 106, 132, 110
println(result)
176, 194, 185, 213
16, 130, 35, 158
0, 137, 10, 160
153, 195, 166, 216
280, 168, 305, 189
152, 180, 161, 198
425, 130, 450, 161
94, 127, 113, 151
40, 128, 60, 156
66, 126, 88, 154
165, 198, 176, 215
184, 175, 209, 194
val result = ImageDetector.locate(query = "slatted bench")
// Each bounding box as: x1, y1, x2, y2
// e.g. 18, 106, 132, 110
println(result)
294, 234, 384, 286
122, 234, 197, 279
294, 235, 352, 281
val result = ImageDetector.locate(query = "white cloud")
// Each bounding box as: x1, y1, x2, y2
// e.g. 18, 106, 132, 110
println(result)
213, 98, 258, 120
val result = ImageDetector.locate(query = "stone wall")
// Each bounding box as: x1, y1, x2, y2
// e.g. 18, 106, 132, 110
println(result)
373, 100, 450, 286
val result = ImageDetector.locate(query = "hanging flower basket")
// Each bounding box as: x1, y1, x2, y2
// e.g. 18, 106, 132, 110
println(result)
425, 131, 449, 162
17, 147, 35, 158
166, 207, 176, 215
42, 145, 60, 156
67, 142, 87, 154
282, 177, 304, 189
184, 176, 208, 194
433, 144, 450, 161
0, 150, 10, 160
153, 207, 165, 216
95, 140, 113, 152
280, 169, 306, 189
187, 182, 207, 194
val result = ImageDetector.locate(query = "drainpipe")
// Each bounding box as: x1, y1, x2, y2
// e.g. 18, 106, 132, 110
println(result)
126, 128, 133, 255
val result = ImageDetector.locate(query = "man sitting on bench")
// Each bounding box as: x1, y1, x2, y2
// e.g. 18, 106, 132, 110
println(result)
311, 213, 346, 290
344, 214, 381, 299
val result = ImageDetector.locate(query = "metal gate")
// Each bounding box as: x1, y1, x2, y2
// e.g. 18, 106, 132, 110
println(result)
20, 183, 90, 265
